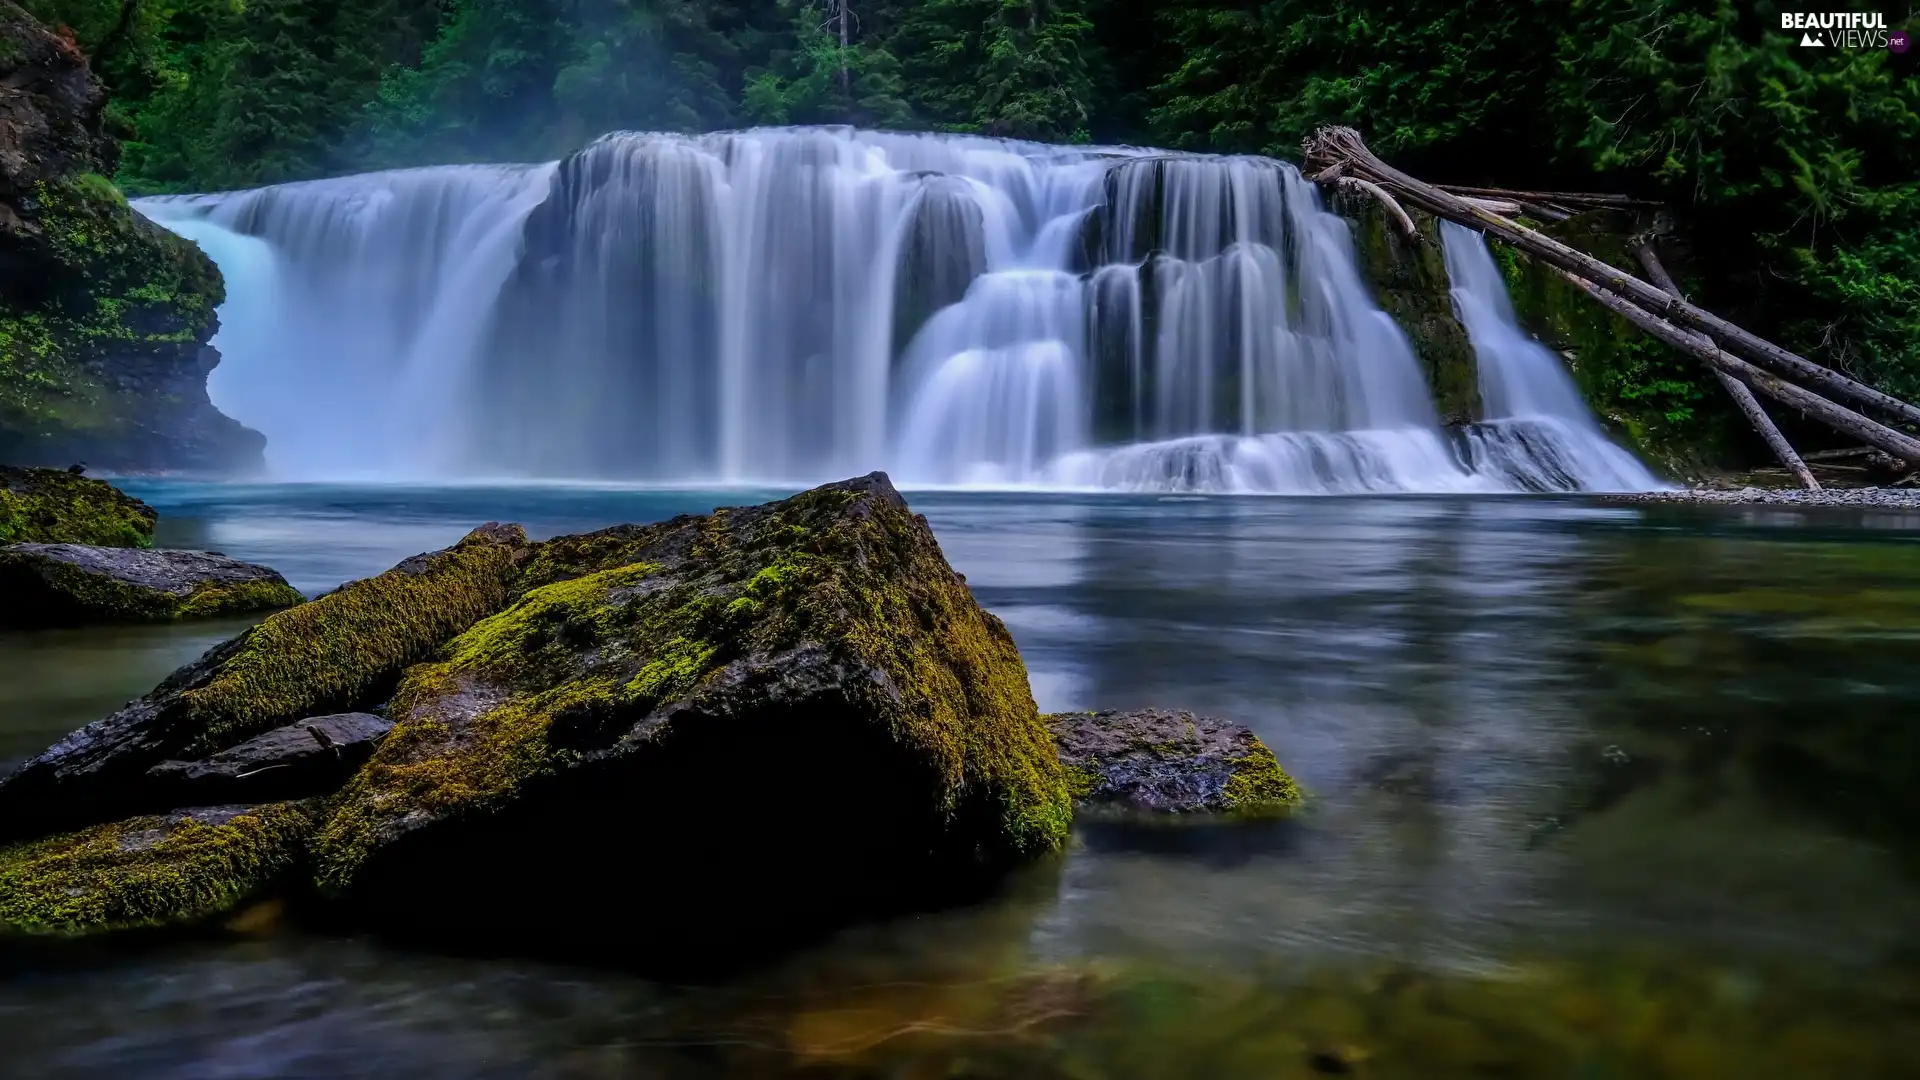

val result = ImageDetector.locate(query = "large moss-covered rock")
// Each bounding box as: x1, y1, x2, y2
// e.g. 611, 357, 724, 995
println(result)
0, 801, 312, 939
0, 4, 260, 472
0, 464, 155, 546
0, 523, 530, 842
1046, 709, 1300, 818
313, 473, 1070, 952
0, 542, 302, 626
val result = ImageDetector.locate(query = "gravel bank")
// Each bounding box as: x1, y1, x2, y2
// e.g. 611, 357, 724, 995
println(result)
1602, 486, 1920, 509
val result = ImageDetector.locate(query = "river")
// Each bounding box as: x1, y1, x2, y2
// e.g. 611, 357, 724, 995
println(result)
3, 483, 1918, 1077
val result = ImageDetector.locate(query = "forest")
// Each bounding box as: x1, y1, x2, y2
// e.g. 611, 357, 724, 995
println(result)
16, 0, 1920, 449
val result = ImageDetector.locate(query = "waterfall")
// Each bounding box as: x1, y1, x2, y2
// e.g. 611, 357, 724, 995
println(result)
137, 126, 1660, 493
1438, 221, 1665, 492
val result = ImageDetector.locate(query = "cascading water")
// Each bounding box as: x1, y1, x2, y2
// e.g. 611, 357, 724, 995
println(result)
1438, 221, 1664, 492
137, 126, 1660, 493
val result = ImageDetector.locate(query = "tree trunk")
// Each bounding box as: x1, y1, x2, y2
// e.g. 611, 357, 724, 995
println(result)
1555, 269, 1920, 467
1302, 127, 1920, 432
1629, 239, 1820, 491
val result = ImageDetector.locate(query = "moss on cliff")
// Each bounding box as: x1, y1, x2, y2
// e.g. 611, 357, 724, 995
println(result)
313, 475, 1071, 922
0, 173, 227, 462
175, 524, 529, 756
0, 464, 155, 546
1493, 214, 1734, 476
0, 801, 313, 938
1342, 195, 1481, 425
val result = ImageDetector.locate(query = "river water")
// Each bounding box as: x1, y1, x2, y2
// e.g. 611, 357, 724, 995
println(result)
3, 483, 1919, 1078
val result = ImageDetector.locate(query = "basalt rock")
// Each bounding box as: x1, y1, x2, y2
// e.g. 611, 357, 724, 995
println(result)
0, 542, 303, 626
312, 473, 1071, 955
0, 465, 155, 547
0, 801, 314, 939
1046, 709, 1300, 818
147, 713, 392, 805
0, 524, 530, 843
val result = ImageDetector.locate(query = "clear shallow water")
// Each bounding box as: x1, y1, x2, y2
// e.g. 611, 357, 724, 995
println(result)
4, 483, 1920, 1077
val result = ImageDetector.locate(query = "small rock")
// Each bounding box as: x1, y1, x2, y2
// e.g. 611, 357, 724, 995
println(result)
0, 542, 304, 627
1045, 709, 1301, 818
0, 465, 155, 548
148, 713, 393, 804
0, 802, 314, 939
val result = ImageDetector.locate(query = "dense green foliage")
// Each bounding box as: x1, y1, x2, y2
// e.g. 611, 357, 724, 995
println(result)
16, 0, 1918, 456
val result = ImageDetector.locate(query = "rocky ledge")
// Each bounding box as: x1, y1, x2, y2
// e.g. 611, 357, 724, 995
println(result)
0, 542, 304, 626
1047, 709, 1300, 818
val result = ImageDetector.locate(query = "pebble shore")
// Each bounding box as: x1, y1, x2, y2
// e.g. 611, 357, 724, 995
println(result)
1602, 486, 1920, 509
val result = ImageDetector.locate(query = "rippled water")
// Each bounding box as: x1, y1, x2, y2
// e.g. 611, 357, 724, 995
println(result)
4, 483, 1920, 1078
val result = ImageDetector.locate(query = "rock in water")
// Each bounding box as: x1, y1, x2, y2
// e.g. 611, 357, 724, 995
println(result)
0, 802, 313, 939
0, 466, 156, 547
1046, 709, 1300, 817
147, 713, 393, 805
0, 524, 529, 842
0, 543, 304, 626
313, 473, 1069, 955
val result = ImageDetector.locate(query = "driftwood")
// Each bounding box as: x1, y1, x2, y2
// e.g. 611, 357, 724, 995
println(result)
1303, 127, 1920, 432
1629, 239, 1819, 491
1555, 269, 1920, 467
1436, 184, 1660, 210
1333, 176, 1419, 242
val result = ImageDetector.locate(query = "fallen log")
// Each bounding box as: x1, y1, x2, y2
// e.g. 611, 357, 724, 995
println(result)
1629, 239, 1819, 491
1436, 184, 1661, 209
1302, 127, 1920, 432
1333, 176, 1419, 242
1554, 268, 1920, 467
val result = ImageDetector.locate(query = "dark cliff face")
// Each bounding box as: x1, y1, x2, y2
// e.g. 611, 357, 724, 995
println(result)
0, 3, 262, 473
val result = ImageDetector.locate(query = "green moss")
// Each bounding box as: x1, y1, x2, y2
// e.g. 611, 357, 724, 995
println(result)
315, 478, 1072, 893
1220, 747, 1302, 817
0, 465, 155, 547
0, 802, 313, 938
175, 524, 528, 756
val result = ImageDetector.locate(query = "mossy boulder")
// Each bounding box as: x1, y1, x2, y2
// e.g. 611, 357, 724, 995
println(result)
0, 802, 312, 939
312, 473, 1070, 954
0, 523, 530, 842
0, 465, 155, 546
1046, 709, 1300, 818
147, 712, 392, 805
0, 542, 302, 626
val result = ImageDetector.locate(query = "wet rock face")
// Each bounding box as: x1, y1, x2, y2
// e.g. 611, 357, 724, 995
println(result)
313, 472, 1071, 953
147, 713, 393, 805
0, 524, 530, 843
0, 466, 156, 547
0, 4, 261, 473
0, 543, 304, 626
1046, 709, 1300, 817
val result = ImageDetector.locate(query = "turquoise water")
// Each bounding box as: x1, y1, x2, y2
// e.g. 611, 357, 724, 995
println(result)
4, 484, 1920, 1077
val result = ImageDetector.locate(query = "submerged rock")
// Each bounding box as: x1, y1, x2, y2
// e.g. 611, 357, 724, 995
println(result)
1046, 709, 1300, 817
313, 473, 1070, 952
0, 466, 156, 547
147, 713, 392, 805
0, 524, 530, 843
0, 543, 303, 626
0, 802, 313, 938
